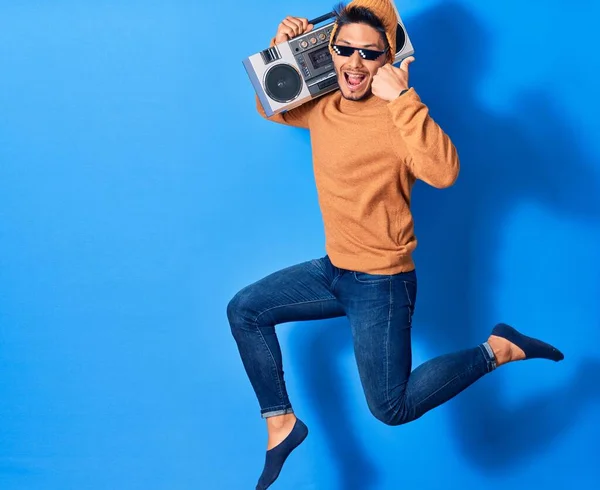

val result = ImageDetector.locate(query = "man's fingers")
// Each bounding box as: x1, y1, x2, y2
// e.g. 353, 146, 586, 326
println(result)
376, 64, 394, 79
400, 56, 415, 72
289, 16, 314, 35
275, 30, 290, 43
282, 18, 302, 37
295, 17, 313, 34
286, 16, 308, 36
297, 17, 309, 32
277, 25, 294, 41
276, 16, 315, 43
280, 19, 298, 37
297, 17, 314, 34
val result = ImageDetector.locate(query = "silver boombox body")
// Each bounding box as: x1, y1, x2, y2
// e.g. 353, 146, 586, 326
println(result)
243, 3, 414, 117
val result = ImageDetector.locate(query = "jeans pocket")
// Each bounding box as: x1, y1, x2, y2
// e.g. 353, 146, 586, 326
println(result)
353, 271, 391, 284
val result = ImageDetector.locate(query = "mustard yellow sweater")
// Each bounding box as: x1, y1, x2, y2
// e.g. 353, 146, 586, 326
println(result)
255, 87, 459, 275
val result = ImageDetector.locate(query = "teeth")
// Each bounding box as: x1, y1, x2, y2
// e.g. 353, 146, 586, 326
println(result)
346, 73, 366, 86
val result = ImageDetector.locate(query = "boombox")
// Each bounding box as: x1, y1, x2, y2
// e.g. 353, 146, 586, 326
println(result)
242, 3, 414, 117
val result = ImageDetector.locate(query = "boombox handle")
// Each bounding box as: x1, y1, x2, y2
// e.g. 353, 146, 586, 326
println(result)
308, 12, 336, 26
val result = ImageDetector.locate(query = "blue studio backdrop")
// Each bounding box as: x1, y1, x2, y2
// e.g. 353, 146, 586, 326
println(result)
1, 0, 599, 489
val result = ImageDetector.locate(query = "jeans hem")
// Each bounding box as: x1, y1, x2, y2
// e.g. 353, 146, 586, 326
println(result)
480, 342, 497, 371
261, 406, 294, 419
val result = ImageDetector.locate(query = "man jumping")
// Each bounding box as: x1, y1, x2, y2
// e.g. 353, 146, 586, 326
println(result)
227, 1, 564, 488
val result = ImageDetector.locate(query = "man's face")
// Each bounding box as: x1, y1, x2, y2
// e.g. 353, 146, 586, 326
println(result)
332, 23, 388, 101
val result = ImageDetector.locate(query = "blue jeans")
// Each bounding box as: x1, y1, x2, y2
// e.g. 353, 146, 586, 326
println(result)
227, 256, 496, 424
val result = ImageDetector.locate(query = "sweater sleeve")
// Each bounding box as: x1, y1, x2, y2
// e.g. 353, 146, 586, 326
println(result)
386, 88, 460, 188
253, 36, 319, 129
255, 93, 319, 129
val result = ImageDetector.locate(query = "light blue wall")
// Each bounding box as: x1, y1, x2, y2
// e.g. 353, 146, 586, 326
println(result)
1, 1, 598, 489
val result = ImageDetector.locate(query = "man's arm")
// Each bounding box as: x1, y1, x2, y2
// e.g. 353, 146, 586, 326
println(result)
372, 60, 459, 188
255, 86, 319, 129
387, 88, 460, 188
253, 17, 319, 130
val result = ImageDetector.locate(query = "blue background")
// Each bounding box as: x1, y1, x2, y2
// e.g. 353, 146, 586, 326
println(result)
1, 0, 599, 488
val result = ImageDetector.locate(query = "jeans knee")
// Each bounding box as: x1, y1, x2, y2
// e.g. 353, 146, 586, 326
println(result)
226, 293, 241, 325
367, 399, 411, 427
227, 289, 255, 335
370, 407, 400, 426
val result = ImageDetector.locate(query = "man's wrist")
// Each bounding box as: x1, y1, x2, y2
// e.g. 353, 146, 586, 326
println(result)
386, 88, 411, 104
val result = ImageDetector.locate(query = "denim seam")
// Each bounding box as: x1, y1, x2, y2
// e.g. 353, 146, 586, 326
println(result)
331, 269, 343, 291
261, 404, 292, 413
414, 367, 473, 412
478, 344, 486, 370
403, 281, 412, 322
262, 408, 294, 419
253, 297, 337, 324
386, 277, 393, 414
254, 322, 286, 404
252, 297, 339, 411
479, 343, 496, 372
353, 271, 390, 284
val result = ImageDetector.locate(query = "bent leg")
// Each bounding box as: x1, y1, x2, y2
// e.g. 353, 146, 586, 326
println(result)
338, 269, 495, 426
227, 257, 344, 418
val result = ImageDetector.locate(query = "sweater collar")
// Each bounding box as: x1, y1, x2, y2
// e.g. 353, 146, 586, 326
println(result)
337, 90, 387, 114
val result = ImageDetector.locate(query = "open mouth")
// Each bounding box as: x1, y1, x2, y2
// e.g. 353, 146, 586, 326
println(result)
344, 72, 368, 91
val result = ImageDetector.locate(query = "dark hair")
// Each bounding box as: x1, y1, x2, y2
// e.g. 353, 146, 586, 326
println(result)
331, 2, 389, 49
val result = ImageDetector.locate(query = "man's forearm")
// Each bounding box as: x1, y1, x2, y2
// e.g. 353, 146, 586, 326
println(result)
387, 88, 460, 188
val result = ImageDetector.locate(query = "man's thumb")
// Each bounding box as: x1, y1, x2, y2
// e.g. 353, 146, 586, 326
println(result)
400, 56, 415, 71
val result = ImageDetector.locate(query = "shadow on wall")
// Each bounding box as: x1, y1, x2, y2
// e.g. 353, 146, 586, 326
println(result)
289, 2, 600, 488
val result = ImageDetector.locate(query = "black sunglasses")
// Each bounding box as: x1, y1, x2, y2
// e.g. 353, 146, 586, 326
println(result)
331, 44, 389, 61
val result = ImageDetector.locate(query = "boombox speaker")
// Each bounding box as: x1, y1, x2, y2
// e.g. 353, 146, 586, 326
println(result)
242, 2, 414, 117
